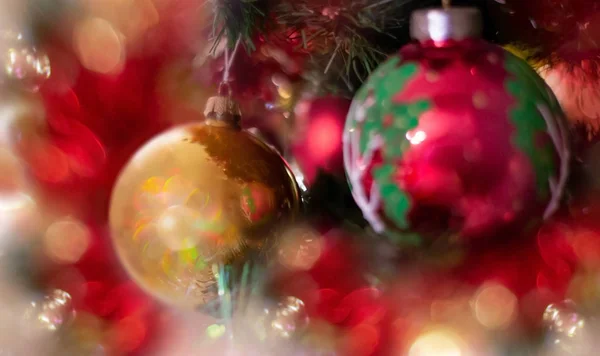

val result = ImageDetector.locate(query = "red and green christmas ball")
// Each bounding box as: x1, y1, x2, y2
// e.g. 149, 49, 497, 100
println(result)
343, 7, 570, 245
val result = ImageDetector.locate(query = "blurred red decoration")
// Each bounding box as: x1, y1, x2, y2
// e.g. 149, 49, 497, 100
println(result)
23, 8, 196, 350
491, 0, 600, 62
23, 37, 174, 220
539, 61, 600, 142
272, 226, 387, 355
451, 211, 600, 329
40, 223, 162, 354
291, 96, 350, 184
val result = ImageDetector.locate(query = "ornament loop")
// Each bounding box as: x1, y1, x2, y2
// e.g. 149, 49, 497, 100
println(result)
218, 81, 233, 97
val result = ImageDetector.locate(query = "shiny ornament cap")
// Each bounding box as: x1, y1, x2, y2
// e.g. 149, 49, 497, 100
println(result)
410, 7, 482, 42
203, 94, 242, 128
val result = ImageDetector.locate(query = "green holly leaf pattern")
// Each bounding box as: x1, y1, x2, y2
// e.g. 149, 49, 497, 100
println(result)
346, 54, 432, 242
504, 52, 560, 199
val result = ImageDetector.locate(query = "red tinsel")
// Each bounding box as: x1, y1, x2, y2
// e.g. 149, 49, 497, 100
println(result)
491, 0, 600, 62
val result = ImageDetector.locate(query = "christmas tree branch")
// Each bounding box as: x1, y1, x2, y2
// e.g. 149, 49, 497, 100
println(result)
273, 0, 438, 91
210, 0, 440, 92
210, 0, 268, 52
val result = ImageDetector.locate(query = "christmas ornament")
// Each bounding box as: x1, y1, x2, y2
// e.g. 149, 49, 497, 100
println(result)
291, 95, 350, 185
268, 296, 309, 340
246, 296, 309, 342
542, 300, 593, 355
26, 289, 74, 332
0, 288, 61, 355
1, 32, 51, 92
343, 7, 570, 244
109, 88, 301, 308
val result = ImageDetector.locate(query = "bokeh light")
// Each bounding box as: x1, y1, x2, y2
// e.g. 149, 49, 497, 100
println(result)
0, 147, 39, 241
472, 283, 518, 330
406, 129, 427, 145
408, 329, 468, 356
278, 226, 324, 271
306, 113, 343, 162
74, 17, 125, 74
44, 218, 91, 264
82, 0, 159, 45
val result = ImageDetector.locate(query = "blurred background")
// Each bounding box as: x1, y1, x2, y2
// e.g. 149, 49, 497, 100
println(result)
1, 0, 600, 355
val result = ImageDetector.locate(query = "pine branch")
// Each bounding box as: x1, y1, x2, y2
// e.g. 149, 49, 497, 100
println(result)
273, 0, 438, 91
210, 0, 269, 52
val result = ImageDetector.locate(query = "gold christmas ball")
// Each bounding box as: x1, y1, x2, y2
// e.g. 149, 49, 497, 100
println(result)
109, 96, 301, 308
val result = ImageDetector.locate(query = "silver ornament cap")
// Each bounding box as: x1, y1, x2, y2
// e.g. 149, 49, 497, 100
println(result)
203, 95, 242, 128
203, 82, 242, 128
410, 7, 482, 42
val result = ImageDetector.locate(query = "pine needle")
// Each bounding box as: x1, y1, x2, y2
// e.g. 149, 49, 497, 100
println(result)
210, 0, 268, 52
272, 0, 422, 91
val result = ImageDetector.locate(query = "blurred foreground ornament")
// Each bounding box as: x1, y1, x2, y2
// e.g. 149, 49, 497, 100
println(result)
262, 296, 309, 340
291, 95, 350, 186
542, 300, 593, 355
0, 282, 63, 355
1, 32, 51, 92
343, 7, 570, 245
26, 289, 74, 332
109, 86, 301, 308
242, 295, 309, 345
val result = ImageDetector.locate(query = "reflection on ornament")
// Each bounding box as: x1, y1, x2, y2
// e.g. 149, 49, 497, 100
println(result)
2, 32, 51, 91
26, 289, 74, 332
240, 182, 276, 224
110, 117, 300, 308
